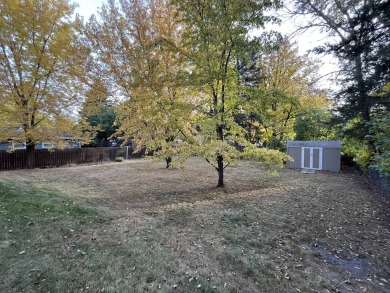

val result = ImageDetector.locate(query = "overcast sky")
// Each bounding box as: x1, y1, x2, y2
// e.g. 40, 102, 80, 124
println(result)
75, 0, 104, 20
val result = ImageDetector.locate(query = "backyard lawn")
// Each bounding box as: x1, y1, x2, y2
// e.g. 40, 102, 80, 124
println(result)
0, 157, 389, 292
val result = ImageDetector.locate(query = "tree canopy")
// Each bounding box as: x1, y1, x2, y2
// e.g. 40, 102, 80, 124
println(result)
0, 0, 87, 156
172, 0, 290, 186
84, 0, 195, 168
238, 40, 329, 150
83, 0, 292, 186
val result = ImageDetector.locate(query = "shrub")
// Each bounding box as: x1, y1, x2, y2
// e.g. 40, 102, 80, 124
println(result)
370, 113, 390, 176
115, 156, 125, 162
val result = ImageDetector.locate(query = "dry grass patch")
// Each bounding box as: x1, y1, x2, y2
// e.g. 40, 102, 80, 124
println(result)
1, 157, 389, 292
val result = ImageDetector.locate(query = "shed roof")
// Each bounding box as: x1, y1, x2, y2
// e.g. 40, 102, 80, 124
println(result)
287, 140, 342, 148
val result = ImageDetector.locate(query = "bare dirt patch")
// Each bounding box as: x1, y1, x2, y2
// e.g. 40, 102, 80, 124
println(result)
1, 157, 389, 292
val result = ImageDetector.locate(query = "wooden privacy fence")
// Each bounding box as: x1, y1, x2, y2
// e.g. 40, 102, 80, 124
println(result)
0, 147, 144, 171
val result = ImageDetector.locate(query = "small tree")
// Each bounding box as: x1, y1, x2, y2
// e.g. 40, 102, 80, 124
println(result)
83, 105, 117, 147
173, 0, 289, 187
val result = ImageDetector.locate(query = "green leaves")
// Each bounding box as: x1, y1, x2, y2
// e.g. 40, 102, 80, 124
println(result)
238, 40, 329, 150
85, 0, 196, 168
196, 140, 241, 170
242, 145, 291, 176
170, 0, 288, 185
370, 112, 390, 176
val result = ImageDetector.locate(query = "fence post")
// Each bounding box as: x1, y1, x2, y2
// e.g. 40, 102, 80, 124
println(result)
126, 146, 129, 160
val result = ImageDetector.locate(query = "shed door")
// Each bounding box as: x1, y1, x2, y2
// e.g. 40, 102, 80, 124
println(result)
301, 147, 323, 170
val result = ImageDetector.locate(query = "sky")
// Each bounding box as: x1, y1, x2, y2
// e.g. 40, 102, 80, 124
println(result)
74, 0, 105, 20
74, 0, 337, 89
269, 16, 339, 89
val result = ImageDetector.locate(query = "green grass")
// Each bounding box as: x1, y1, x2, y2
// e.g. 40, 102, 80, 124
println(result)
0, 158, 389, 292
0, 179, 109, 292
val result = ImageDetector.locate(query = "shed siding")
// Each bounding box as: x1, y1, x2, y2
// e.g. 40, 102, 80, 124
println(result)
286, 147, 301, 168
322, 148, 341, 172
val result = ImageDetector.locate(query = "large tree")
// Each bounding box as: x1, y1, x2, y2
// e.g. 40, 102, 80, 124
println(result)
0, 0, 86, 167
290, 0, 390, 140
173, 0, 289, 187
238, 40, 329, 150
85, 0, 194, 168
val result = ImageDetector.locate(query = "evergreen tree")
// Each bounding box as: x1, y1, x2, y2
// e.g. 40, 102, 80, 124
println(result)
291, 0, 390, 138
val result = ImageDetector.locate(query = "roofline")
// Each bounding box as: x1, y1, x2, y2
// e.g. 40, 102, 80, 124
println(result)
287, 140, 342, 148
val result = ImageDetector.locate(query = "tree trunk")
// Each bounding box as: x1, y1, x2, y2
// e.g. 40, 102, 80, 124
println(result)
354, 54, 370, 122
354, 54, 374, 150
216, 121, 225, 187
166, 156, 172, 168
217, 155, 224, 187
26, 145, 35, 169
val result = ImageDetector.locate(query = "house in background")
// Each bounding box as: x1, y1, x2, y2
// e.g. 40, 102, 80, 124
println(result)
0, 141, 26, 151
286, 140, 342, 172
34, 135, 81, 149
0, 135, 81, 151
